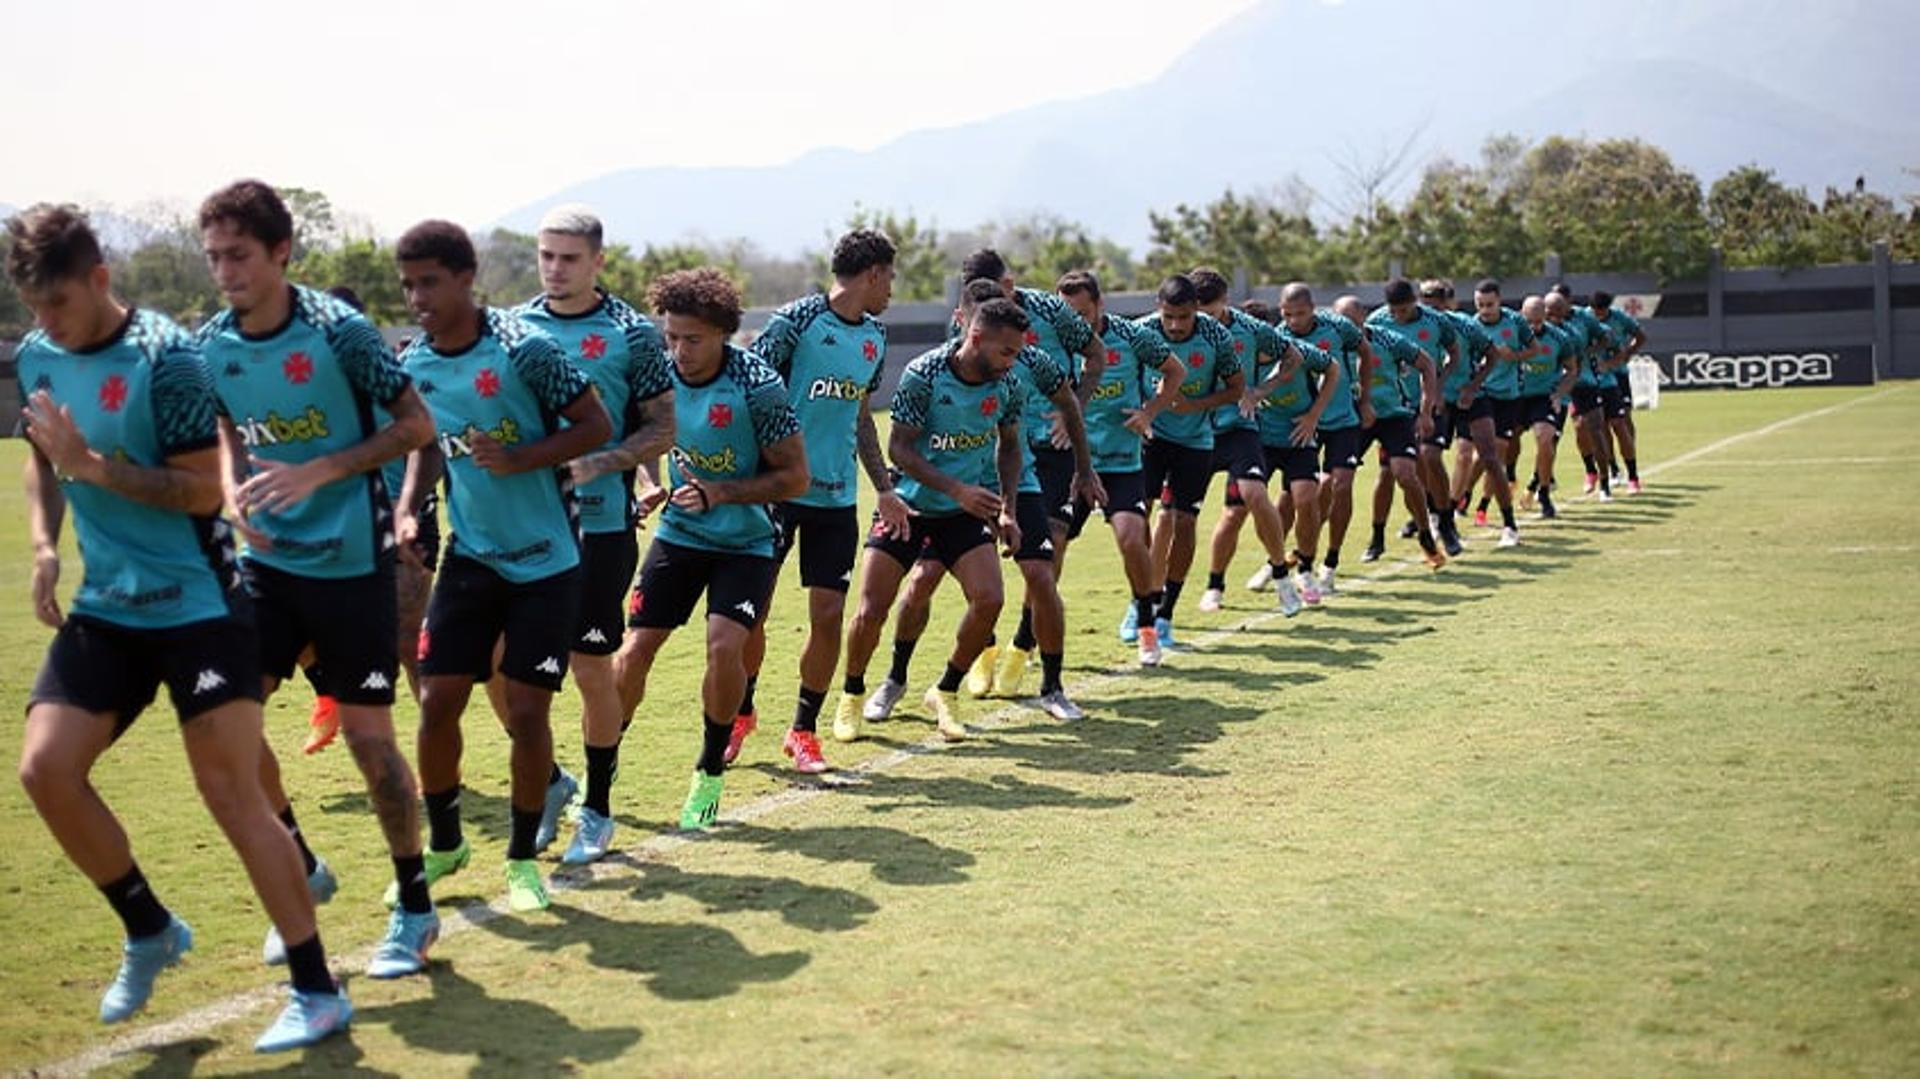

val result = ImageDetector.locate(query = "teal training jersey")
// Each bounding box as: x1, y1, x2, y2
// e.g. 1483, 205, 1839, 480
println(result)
1260, 322, 1338, 445
1365, 304, 1456, 411
402, 308, 591, 582
1212, 308, 1286, 433
1136, 312, 1237, 451
888, 343, 1023, 517
1472, 308, 1535, 401
1362, 323, 1424, 420
1015, 287, 1093, 448
1560, 309, 1618, 387
1442, 311, 1495, 404
1281, 310, 1365, 431
517, 289, 671, 533
1522, 321, 1578, 398
1084, 314, 1174, 472
1588, 307, 1643, 365
200, 285, 409, 578
752, 293, 887, 510
17, 310, 241, 628
656, 345, 801, 557
1010, 345, 1069, 494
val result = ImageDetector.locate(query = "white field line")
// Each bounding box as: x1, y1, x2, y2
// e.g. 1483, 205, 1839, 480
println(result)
1677, 456, 1903, 467
26, 382, 1913, 1077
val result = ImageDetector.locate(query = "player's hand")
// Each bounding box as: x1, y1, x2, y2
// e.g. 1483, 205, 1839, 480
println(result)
1414, 412, 1434, 440
236, 457, 332, 516
875, 490, 911, 538
1048, 414, 1072, 451
1071, 468, 1108, 509
1457, 386, 1477, 408
1123, 408, 1155, 439
1359, 402, 1377, 430
31, 550, 62, 629
468, 430, 518, 475
997, 510, 1021, 559
1238, 391, 1264, 420
394, 512, 424, 569
668, 479, 711, 514
1290, 415, 1319, 448
568, 453, 607, 486
22, 391, 95, 479
956, 485, 1002, 522
634, 477, 668, 519
221, 482, 274, 552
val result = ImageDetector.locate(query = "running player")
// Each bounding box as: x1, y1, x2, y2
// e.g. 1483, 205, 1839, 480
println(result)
10, 204, 348, 1050
1443, 280, 1526, 547
197, 181, 441, 977
733, 229, 904, 770
1516, 294, 1581, 518
1547, 291, 1620, 501
515, 205, 675, 865
1299, 294, 1379, 596
1252, 283, 1343, 613
1338, 293, 1447, 570
398, 221, 612, 912
610, 269, 808, 830
1586, 289, 1646, 493
1361, 279, 1451, 563
1461, 280, 1535, 538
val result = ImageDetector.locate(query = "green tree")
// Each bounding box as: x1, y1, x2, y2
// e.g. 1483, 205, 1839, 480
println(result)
603, 242, 745, 313
1808, 180, 1920, 263
473, 228, 540, 307
1706, 165, 1819, 268
1141, 188, 1344, 287
0, 228, 29, 339
278, 187, 339, 262
1517, 136, 1712, 282
980, 212, 1134, 292
823, 205, 948, 302
1366, 156, 1539, 282
289, 237, 408, 324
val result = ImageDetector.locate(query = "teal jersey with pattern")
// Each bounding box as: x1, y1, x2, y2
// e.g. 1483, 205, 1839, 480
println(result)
656, 345, 801, 557
402, 308, 590, 582
1472, 309, 1534, 400
1522, 321, 1578, 398
1442, 311, 1495, 403
1362, 323, 1424, 420
1365, 304, 1456, 409
1560, 309, 1617, 387
516, 290, 671, 533
1136, 312, 1236, 451
1084, 314, 1173, 472
752, 293, 887, 510
1015, 286, 1093, 446
889, 343, 1023, 516
1280, 310, 1365, 431
18, 310, 242, 628
1259, 322, 1339, 444
200, 285, 408, 578
1588, 307, 1643, 365
1011, 344, 1068, 494
1212, 308, 1286, 433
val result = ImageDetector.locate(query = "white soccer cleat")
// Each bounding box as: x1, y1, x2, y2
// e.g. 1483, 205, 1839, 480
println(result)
1275, 576, 1303, 617
1318, 565, 1338, 596
1198, 587, 1225, 613
1497, 526, 1520, 548
1243, 563, 1274, 591
863, 679, 907, 721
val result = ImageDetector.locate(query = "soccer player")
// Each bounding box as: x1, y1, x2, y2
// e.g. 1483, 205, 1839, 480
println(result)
1249, 283, 1342, 613
196, 181, 441, 978
10, 204, 348, 1051
1547, 291, 1621, 501
515, 205, 674, 865
831, 296, 1026, 742
731, 228, 904, 771
1338, 293, 1446, 571
1462, 281, 1536, 537
1298, 294, 1380, 596
397, 220, 611, 912
1586, 289, 1646, 493
1444, 280, 1528, 547
1517, 294, 1581, 518
1360, 279, 1450, 564
610, 269, 808, 831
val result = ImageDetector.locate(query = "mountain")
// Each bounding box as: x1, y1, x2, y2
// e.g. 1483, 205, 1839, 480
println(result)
496, 0, 1920, 254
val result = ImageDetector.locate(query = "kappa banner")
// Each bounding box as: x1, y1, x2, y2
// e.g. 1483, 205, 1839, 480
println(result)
1648, 346, 1876, 390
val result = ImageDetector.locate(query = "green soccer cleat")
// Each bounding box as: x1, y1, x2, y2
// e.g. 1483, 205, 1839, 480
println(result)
504, 859, 550, 913
679, 771, 724, 830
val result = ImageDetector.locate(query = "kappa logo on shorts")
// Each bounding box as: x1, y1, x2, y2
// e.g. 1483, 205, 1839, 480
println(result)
535, 656, 562, 676
1040, 539, 1054, 552
582, 627, 609, 645
733, 599, 758, 619
192, 669, 227, 695
360, 671, 391, 691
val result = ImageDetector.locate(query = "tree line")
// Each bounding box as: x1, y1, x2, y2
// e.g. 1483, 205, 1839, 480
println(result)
3, 134, 1916, 338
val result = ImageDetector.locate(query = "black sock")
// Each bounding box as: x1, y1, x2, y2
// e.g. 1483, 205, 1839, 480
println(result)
1505, 464, 1517, 483
1369, 522, 1385, 547
1270, 560, 1288, 578
1011, 605, 1036, 652
843, 673, 866, 696
792, 687, 826, 734
1501, 504, 1517, 530
697, 718, 730, 776
547, 763, 563, 786
392, 854, 432, 915
1477, 496, 1491, 513
1297, 554, 1315, 576
1625, 457, 1639, 481
506, 807, 541, 860
1528, 474, 1541, 493
937, 663, 965, 693
1206, 571, 1226, 592
888, 637, 918, 686
1581, 453, 1597, 474
283, 933, 336, 996
277, 806, 319, 877
423, 787, 464, 853
1324, 548, 1340, 570
99, 864, 171, 939
1040, 652, 1064, 694
738, 676, 758, 717
1599, 469, 1612, 495
1440, 505, 1455, 528
1417, 529, 1439, 554
1135, 594, 1158, 628
1157, 580, 1184, 621
303, 663, 327, 695
584, 743, 618, 816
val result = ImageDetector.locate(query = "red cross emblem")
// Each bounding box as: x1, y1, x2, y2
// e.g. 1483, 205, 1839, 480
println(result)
1233, 339, 1246, 354
283, 351, 313, 384
580, 333, 607, 360
862, 339, 879, 361
1417, 329, 1430, 341
708, 402, 733, 428
474, 368, 501, 398
1024, 330, 1040, 346
980, 395, 998, 417
99, 375, 128, 413
1107, 349, 1121, 364
1500, 327, 1512, 338
1188, 351, 1204, 368
1317, 339, 1332, 351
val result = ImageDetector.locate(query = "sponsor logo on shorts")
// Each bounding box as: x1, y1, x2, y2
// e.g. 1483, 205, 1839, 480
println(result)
535, 656, 562, 676
192, 669, 227, 695
733, 599, 758, 619
360, 671, 391, 691
582, 627, 608, 645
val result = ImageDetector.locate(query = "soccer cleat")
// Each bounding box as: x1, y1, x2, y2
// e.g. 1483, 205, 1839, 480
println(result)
366, 907, 439, 979
992, 646, 1032, 697
1243, 563, 1274, 591
964, 645, 998, 698
1318, 565, 1338, 596
1152, 617, 1186, 651
1540, 492, 1558, 519
1440, 523, 1463, 558
100, 917, 192, 1024
303, 695, 340, 755
534, 768, 579, 853
1597, 488, 1615, 504
863, 678, 907, 722
264, 859, 338, 966
255, 987, 352, 1053
1037, 689, 1086, 721
504, 859, 550, 912
1361, 542, 1384, 563
1423, 547, 1448, 571
922, 686, 968, 742
1197, 587, 1225, 613
679, 772, 724, 830
1498, 526, 1520, 548
831, 694, 864, 742
1300, 575, 1323, 607
722, 711, 757, 766
1473, 509, 1489, 528
1518, 489, 1536, 511
1276, 576, 1303, 617
1118, 603, 1140, 644
783, 728, 830, 774
1628, 478, 1643, 495
384, 840, 470, 909
1583, 472, 1598, 495
1399, 519, 1420, 539
561, 806, 616, 866
1137, 626, 1163, 667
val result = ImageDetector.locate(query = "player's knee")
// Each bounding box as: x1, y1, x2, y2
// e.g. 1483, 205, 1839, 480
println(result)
17, 750, 72, 807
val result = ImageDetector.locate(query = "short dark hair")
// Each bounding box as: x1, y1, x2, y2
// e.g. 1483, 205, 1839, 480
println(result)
1056, 269, 1101, 302
5, 204, 104, 291
198, 179, 294, 255
1157, 274, 1199, 307
830, 228, 896, 278
1548, 282, 1573, 298
1419, 278, 1453, 300
1590, 289, 1614, 308
1384, 278, 1417, 305
960, 277, 1004, 308
960, 248, 1008, 284
969, 296, 1030, 336
647, 267, 744, 335
1240, 299, 1277, 325
325, 285, 365, 312
1189, 266, 1230, 305
396, 220, 477, 275
1475, 278, 1501, 296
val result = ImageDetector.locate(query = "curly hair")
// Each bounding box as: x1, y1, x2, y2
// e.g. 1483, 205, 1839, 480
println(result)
830, 228, 896, 278
199, 179, 293, 253
396, 220, 477, 275
647, 267, 744, 335
6, 204, 103, 291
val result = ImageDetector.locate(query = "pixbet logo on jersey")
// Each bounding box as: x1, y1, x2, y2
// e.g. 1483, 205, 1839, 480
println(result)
438, 417, 525, 459
806, 376, 868, 402
233, 406, 332, 447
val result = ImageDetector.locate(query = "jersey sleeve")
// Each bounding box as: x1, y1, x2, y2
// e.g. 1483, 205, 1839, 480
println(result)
623, 317, 672, 402
1127, 320, 1173, 369
1331, 313, 1363, 353
742, 358, 802, 448
996, 376, 1023, 430
890, 358, 933, 430
1293, 337, 1334, 374
1021, 346, 1067, 398
1205, 320, 1241, 387
751, 305, 804, 381
1252, 317, 1285, 362
1035, 289, 1093, 355
329, 314, 411, 407
864, 323, 889, 395
150, 345, 221, 457
1512, 317, 1536, 351
510, 332, 593, 413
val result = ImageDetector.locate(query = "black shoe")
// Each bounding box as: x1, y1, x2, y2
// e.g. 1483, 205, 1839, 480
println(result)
1539, 493, 1557, 519
1398, 519, 1419, 539
1361, 543, 1384, 563
1440, 523, 1463, 557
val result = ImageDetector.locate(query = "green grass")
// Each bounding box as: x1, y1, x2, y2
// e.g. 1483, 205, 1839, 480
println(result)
1, 386, 1916, 1075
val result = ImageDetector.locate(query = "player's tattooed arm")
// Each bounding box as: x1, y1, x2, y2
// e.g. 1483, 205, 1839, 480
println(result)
1075, 335, 1108, 406
472, 387, 612, 476
394, 441, 443, 567
23, 447, 66, 628
573, 389, 676, 485
235, 386, 434, 517
685, 432, 810, 509
24, 390, 221, 514
857, 399, 910, 536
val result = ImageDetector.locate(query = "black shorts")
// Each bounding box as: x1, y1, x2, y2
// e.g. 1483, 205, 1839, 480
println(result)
1031, 446, 1087, 541
1612, 369, 1634, 409
866, 511, 995, 570
1600, 382, 1632, 420
574, 530, 639, 656
1521, 395, 1567, 433
772, 501, 860, 592
1209, 427, 1266, 484
1262, 444, 1321, 486
1094, 470, 1149, 520
1571, 384, 1608, 415
420, 555, 581, 692
1142, 439, 1213, 516
1359, 416, 1420, 461
1320, 426, 1362, 473
31, 614, 263, 736
628, 539, 778, 632
411, 490, 442, 574
1491, 398, 1525, 441
246, 559, 398, 705
1449, 397, 1493, 441
1013, 492, 1055, 562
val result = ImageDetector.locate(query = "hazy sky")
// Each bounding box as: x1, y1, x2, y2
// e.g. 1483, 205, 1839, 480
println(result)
3, 0, 1263, 236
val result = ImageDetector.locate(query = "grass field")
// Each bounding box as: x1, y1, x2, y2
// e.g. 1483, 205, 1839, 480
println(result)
2, 385, 1916, 1076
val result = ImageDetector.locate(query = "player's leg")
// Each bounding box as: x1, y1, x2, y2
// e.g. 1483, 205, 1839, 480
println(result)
832, 522, 917, 740
921, 521, 1004, 741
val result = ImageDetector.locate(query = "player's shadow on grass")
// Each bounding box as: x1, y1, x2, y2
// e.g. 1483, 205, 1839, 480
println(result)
476, 904, 809, 1000
354, 966, 642, 1075
716, 822, 976, 886
1197, 639, 1383, 670
121, 1031, 399, 1078
951, 692, 1265, 779
823, 768, 1134, 815
573, 859, 879, 933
